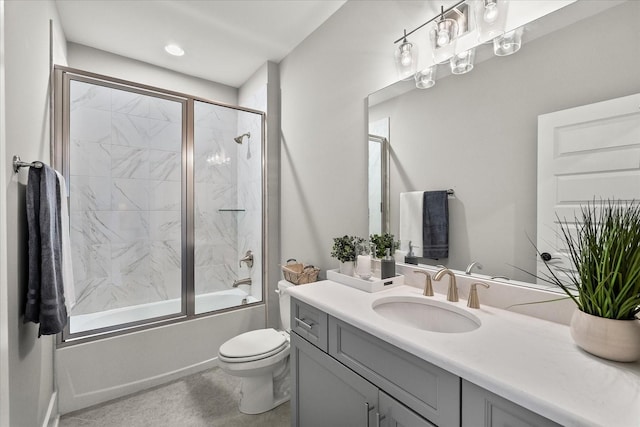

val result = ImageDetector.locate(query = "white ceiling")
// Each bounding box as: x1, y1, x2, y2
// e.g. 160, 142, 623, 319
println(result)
55, 0, 346, 88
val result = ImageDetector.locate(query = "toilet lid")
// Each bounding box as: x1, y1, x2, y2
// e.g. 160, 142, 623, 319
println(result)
219, 328, 287, 359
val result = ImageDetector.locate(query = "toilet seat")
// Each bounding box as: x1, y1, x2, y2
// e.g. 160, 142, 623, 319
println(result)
219, 328, 289, 363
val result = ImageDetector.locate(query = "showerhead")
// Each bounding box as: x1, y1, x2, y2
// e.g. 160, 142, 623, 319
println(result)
234, 132, 251, 144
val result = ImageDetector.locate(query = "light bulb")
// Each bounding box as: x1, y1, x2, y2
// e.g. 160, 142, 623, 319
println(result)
400, 50, 413, 67
436, 29, 451, 47
483, 3, 499, 24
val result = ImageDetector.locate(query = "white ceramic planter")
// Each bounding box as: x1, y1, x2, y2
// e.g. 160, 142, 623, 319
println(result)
570, 309, 640, 362
338, 261, 354, 276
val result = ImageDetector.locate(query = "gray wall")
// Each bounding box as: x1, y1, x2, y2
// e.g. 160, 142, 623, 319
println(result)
67, 43, 238, 105
1, 1, 66, 425
279, 1, 640, 278
239, 61, 282, 329
370, 1, 640, 280
279, 1, 399, 273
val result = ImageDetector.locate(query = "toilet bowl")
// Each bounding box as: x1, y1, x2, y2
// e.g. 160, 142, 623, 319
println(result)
217, 280, 294, 414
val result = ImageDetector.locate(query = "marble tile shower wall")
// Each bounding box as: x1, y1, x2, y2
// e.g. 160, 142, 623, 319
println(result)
69, 81, 183, 315
193, 101, 239, 295
236, 86, 266, 300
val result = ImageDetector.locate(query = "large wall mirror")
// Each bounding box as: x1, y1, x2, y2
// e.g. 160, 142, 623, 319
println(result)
368, 0, 640, 284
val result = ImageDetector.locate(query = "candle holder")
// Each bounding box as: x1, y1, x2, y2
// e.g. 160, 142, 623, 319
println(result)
355, 240, 373, 280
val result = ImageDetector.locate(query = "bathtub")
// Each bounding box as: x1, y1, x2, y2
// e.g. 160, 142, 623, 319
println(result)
70, 288, 259, 334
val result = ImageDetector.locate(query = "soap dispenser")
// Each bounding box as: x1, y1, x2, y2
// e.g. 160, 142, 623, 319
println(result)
404, 241, 419, 265
381, 248, 396, 279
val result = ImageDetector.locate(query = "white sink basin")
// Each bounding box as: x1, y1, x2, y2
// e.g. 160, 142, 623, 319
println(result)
372, 295, 481, 333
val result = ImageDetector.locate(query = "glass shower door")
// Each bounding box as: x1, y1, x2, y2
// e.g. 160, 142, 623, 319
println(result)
193, 100, 263, 314
67, 77, 185, 334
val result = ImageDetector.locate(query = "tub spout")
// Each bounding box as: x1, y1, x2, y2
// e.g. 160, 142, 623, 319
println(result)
233, 278, 252, 287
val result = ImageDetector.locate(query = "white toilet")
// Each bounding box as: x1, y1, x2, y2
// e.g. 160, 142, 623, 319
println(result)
217, 280, 294, 414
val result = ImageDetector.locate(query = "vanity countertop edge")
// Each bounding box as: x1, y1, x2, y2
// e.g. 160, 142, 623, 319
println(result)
288, 280, 640, 427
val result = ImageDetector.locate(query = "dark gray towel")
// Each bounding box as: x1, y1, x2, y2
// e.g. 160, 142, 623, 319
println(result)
24, 165, 68, 336
422, 191, 449, 259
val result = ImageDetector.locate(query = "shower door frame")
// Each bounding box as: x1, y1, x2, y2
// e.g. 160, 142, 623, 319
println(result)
53, 66, 267, 346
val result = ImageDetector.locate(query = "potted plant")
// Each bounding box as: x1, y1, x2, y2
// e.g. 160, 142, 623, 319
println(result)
541, 200, 640, 362
370, 233, 399, 259
331, 235, 363, 276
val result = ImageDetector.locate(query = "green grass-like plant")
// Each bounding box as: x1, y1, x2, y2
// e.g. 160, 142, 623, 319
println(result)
540, 201, 640, 320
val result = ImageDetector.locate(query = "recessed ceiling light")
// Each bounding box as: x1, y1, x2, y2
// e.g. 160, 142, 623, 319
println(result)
165, 44, 185, 57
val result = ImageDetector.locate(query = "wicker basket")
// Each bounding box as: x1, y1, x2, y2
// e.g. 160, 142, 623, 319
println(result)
281, 259, 320, 285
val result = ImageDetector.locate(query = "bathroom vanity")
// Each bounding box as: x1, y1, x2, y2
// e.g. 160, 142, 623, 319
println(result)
288, 281, 640, 427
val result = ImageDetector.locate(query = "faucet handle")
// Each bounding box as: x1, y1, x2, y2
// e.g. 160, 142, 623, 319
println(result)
467, 282, 490, 309
414, 271, 433, 296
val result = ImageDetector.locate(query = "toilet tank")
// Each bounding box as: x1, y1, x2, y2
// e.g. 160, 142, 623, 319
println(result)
277, 280, 295, 331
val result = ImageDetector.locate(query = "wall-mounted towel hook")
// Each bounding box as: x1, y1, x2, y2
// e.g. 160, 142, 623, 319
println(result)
13, 155, 44, 173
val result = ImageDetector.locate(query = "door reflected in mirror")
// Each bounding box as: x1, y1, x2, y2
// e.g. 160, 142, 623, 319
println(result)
368, 118, 390, 236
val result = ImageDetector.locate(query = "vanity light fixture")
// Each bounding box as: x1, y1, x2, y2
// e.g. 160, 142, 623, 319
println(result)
164, 43, 185, 57
393, 0, 521, 89
394, 30, 418, 81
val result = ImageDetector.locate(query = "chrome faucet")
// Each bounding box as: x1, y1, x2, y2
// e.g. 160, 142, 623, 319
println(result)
239, 250, 254, 268
433, 268, 458, 302
465, 261, 483, 275
414, 271, 433, 296
233, 277, 252, 287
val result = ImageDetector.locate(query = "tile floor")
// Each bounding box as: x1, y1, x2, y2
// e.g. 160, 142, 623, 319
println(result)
58, 368, 290, 427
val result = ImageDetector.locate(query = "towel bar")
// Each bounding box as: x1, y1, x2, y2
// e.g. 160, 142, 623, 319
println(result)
12, 155, 44, 173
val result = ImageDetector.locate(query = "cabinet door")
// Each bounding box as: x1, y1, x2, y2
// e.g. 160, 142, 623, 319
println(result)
378, 391, 436, 427
291, 332, 378, 427
329, 317, 460, 426
462, 380, 562, 427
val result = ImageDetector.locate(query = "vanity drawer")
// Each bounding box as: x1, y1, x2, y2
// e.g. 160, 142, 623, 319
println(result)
291, 298, 328, 352
329, 317, 460, 427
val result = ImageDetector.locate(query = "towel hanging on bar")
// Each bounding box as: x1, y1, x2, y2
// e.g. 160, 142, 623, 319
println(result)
24, 163, 69, 336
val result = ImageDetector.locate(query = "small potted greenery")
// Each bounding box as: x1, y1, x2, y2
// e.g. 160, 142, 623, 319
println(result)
331, 235, 363, 276
370, 233, 399, 259
541, 200, 640, 362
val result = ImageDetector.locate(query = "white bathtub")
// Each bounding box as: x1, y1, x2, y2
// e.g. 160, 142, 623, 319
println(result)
70, 288, 259, 334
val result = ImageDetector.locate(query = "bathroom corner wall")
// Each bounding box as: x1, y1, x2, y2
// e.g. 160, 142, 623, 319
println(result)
279, 2, 397, 275
1, 1, 67, 426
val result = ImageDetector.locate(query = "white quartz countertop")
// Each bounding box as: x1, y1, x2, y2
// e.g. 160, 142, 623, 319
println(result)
288, 281, 640, 427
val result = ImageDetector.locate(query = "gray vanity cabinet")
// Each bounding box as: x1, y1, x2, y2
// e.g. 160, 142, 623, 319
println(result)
291, 298, 450, 427
290, 332, 378, 427
290, 297, 559, 427
461, 380, 561, 427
